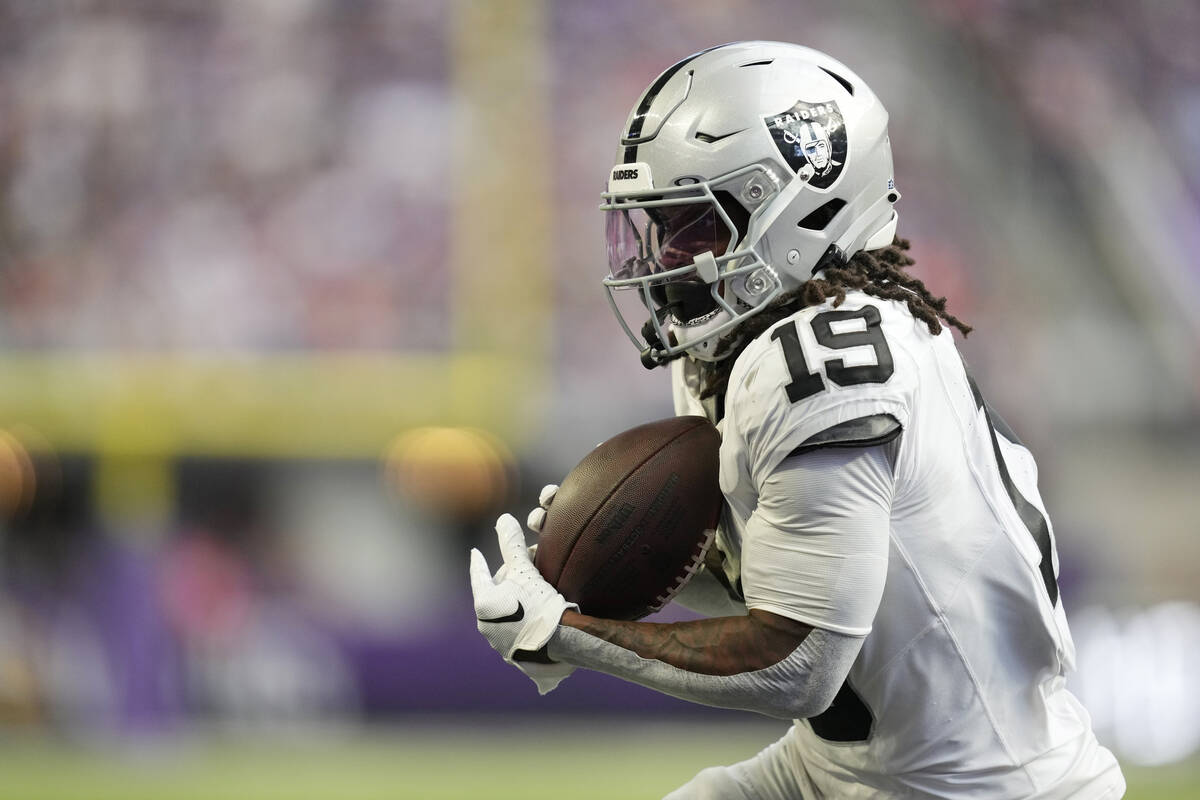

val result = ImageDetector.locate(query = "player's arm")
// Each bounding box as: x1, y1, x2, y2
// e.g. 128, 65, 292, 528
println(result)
556, 607, 807, 676
543, 442, 893, 719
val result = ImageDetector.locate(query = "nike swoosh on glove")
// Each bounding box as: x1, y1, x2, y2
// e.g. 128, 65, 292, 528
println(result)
470, 513, 578, 694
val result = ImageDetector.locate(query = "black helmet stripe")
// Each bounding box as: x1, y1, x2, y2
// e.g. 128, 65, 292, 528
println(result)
622, 43, 730, 164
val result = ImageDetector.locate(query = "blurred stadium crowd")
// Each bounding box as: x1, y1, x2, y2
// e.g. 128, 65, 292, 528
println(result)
0, 0, 1198, 770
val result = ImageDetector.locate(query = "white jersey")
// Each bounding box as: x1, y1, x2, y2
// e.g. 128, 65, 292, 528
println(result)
671, 291, 1124, 799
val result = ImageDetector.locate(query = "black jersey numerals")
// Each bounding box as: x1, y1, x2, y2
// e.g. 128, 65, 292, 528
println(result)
770, 305, 895, 403
770, 320, 823, 402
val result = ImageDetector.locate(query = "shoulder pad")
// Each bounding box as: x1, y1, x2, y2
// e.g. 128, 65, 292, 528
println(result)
788, 413, 902, 458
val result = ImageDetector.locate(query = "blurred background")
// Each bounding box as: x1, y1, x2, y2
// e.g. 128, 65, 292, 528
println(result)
0, 0, 1198, 797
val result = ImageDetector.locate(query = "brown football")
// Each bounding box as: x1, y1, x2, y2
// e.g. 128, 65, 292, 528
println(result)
534, 415, 721, 620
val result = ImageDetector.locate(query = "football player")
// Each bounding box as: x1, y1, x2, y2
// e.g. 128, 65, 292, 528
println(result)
470, 41, 1125, 798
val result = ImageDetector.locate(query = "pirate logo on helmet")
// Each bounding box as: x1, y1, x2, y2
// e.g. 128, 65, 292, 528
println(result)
764, 100, 847, 190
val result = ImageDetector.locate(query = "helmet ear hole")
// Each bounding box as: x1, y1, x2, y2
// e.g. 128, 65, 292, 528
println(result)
797, 199, 847, 231
713, 191, 751, 247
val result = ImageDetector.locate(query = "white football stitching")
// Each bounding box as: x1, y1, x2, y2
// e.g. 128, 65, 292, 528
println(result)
649, 528, 716, 612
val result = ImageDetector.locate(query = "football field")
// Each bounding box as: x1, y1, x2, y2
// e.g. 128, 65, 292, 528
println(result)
0, 719, 1195, 800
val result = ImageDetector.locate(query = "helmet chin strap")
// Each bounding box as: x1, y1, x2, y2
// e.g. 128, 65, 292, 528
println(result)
639, 304, 686, 369
677, 309, 736, 363
639, 346, 669, 370
639, 300, 733, 369
640, 250, 726, 369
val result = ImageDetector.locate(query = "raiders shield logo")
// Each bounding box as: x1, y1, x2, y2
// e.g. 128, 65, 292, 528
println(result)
764, 100, 847, 190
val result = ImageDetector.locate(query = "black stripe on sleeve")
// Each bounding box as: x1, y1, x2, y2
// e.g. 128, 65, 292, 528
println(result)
786, 414, 902, 459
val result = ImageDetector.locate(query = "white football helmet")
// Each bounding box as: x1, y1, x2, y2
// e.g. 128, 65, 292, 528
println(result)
601, 41, 900, 368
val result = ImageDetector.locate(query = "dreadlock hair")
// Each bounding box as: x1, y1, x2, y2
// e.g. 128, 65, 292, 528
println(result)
699, 237, 972, 400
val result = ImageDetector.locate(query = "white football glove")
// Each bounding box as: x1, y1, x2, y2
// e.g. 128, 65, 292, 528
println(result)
491, 484, 554, 583
495, 482, 556, 582
469, 512, 577, 694
525, 483, 558, 535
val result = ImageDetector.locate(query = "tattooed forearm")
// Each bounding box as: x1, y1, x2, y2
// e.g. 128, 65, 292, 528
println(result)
558, 608, 812, 676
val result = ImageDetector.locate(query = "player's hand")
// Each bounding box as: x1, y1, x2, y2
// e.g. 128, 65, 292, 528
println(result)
493, 483, 555, 582
526, 483, 558, 535
469, 513, 577, 693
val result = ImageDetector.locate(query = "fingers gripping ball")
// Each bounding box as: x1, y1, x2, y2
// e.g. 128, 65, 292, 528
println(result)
534, 416, 721, 620
526, 483, 558, 534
